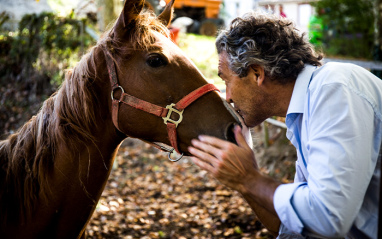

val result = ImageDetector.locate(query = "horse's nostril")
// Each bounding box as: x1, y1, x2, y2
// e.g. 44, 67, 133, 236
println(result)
225, 122, 238, 145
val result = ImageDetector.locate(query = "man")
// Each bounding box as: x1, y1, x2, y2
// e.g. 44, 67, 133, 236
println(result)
188, 11, 381, 238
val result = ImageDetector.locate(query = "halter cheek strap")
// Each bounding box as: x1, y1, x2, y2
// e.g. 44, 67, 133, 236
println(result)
103, 47, 219, 160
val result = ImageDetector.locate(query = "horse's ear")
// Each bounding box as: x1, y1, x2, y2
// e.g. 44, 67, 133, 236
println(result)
114, 0, 144, 34
157, 0, 175, 27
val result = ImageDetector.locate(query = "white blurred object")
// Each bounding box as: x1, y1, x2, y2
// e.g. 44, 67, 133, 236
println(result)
171, 16, 194, 33
75, 0, 97, 19
159, 0, 166, 7
0, 0, 51, 24
0, 0, 52, 31
239, 120, 253, 150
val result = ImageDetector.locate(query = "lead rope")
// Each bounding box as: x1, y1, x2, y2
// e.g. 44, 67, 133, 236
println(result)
140, 140, 182, 162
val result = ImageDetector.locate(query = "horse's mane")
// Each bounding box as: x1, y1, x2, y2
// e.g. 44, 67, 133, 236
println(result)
0, 9, 169, 224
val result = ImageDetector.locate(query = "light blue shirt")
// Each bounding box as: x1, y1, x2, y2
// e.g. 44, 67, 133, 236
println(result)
274, 63, 381, 239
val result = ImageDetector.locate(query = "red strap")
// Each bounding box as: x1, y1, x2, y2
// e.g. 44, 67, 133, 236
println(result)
175, 84, 219, 110
102, 47, 220, 156
167, 84, 219, 153
117, 84, 219, 154
120, 93, 168, 117
112, 100, 120, 131
103, 47, 119, 88
167, 123, 180, 154
118, 84, 218, 117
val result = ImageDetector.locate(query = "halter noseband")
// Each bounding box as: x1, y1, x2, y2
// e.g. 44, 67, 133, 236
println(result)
103, 47, 219, 161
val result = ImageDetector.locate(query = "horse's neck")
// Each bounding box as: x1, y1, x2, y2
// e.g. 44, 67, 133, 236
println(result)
53, 126, 122, 198
0, 126, 121, 237
0, 47, 126, 237
46, 49, 125, 215
40, 72, 125, 238
2, 128, 124, 238
46, 130, 121, 216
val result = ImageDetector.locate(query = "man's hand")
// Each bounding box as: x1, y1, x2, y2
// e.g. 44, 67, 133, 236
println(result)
188, 125, 258, 194
189, 124, 281, 235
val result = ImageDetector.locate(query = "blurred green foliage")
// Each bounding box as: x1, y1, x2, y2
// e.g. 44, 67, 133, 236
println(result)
0, 11, 96, 86
0, 11, 96, 134
177, 33, 224, 89
312, 0, 375, 59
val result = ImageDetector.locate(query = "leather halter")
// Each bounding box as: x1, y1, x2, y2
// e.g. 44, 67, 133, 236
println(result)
102, 47, 219, 161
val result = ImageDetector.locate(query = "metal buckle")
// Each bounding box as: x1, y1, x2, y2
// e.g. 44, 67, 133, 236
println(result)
162, 103, 184, 128
111, 85, 124, 101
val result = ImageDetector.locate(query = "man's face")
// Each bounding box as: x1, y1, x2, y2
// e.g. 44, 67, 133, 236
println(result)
218, 52, 274, 127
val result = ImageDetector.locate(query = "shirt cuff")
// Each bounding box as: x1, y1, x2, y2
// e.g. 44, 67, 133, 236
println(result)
274, 183, 306, 234
277, 223, 306, 239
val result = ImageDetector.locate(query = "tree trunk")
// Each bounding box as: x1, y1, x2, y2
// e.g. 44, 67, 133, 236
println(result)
95, 0, 117, 32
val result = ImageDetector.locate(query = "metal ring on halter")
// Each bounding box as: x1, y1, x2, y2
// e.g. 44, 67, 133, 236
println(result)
111, 86, 125, 101
168, 149, 184, 162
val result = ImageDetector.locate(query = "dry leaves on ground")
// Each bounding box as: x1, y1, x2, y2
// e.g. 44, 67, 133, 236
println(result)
86, 130, 295, 239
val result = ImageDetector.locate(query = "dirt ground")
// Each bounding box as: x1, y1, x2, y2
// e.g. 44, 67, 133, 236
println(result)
85, 125, 297, 239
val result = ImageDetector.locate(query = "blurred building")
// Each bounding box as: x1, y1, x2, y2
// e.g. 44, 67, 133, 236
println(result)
0, 0, 52, 30
257, 0, 318, 33
222, 0, 256, 25
222, 0, 318, 34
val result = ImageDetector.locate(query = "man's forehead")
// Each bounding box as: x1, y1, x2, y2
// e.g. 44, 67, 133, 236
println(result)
218, 52, 230, 76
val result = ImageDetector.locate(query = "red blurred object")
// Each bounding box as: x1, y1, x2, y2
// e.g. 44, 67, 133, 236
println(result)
169, 26, 180, 45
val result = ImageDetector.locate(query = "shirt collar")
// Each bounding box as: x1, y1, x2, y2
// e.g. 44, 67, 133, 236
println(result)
287, 64, 317, 115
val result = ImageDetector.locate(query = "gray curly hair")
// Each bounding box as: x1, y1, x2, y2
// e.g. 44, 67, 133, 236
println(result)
216, 11, 323, 84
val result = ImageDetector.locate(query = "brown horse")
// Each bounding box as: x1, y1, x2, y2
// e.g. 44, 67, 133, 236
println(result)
0, 0, 240, 238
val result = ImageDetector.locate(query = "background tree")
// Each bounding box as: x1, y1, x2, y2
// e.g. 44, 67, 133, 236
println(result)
95, 0, 123, 31
313, 0, 375, 59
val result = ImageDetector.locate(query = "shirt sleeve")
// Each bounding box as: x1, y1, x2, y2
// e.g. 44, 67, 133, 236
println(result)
274, 183, 305, 234
277, 220, 306, 239
274, 82, 377, 238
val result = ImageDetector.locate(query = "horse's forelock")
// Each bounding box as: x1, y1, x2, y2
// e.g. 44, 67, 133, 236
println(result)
100, 9, 170, 51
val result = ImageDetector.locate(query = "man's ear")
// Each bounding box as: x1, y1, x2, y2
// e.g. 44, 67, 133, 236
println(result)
114, 0, 145, 37
157, 0, 175, 27
250, 65, 265, 86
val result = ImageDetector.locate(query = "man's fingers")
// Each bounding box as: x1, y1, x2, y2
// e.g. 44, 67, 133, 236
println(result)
188, 144, 218, 165
190, 156, 216, 173
191, 137, 228, 157
197, 135, 231, 150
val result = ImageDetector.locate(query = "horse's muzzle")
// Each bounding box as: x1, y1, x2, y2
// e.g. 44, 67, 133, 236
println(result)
225, 122, 239, 144
222, 99, 242, 145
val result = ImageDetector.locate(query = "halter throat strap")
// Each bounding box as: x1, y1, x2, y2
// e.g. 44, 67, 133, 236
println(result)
102, 47, 219, 157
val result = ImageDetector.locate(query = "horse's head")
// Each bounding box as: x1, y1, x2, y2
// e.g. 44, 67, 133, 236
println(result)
102, 0, 241, 156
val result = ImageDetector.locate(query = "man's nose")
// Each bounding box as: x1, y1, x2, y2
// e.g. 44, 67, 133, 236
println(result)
225, 88, 233, 104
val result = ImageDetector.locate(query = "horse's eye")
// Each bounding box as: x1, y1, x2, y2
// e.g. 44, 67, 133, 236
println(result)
147, 54, 167, 68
